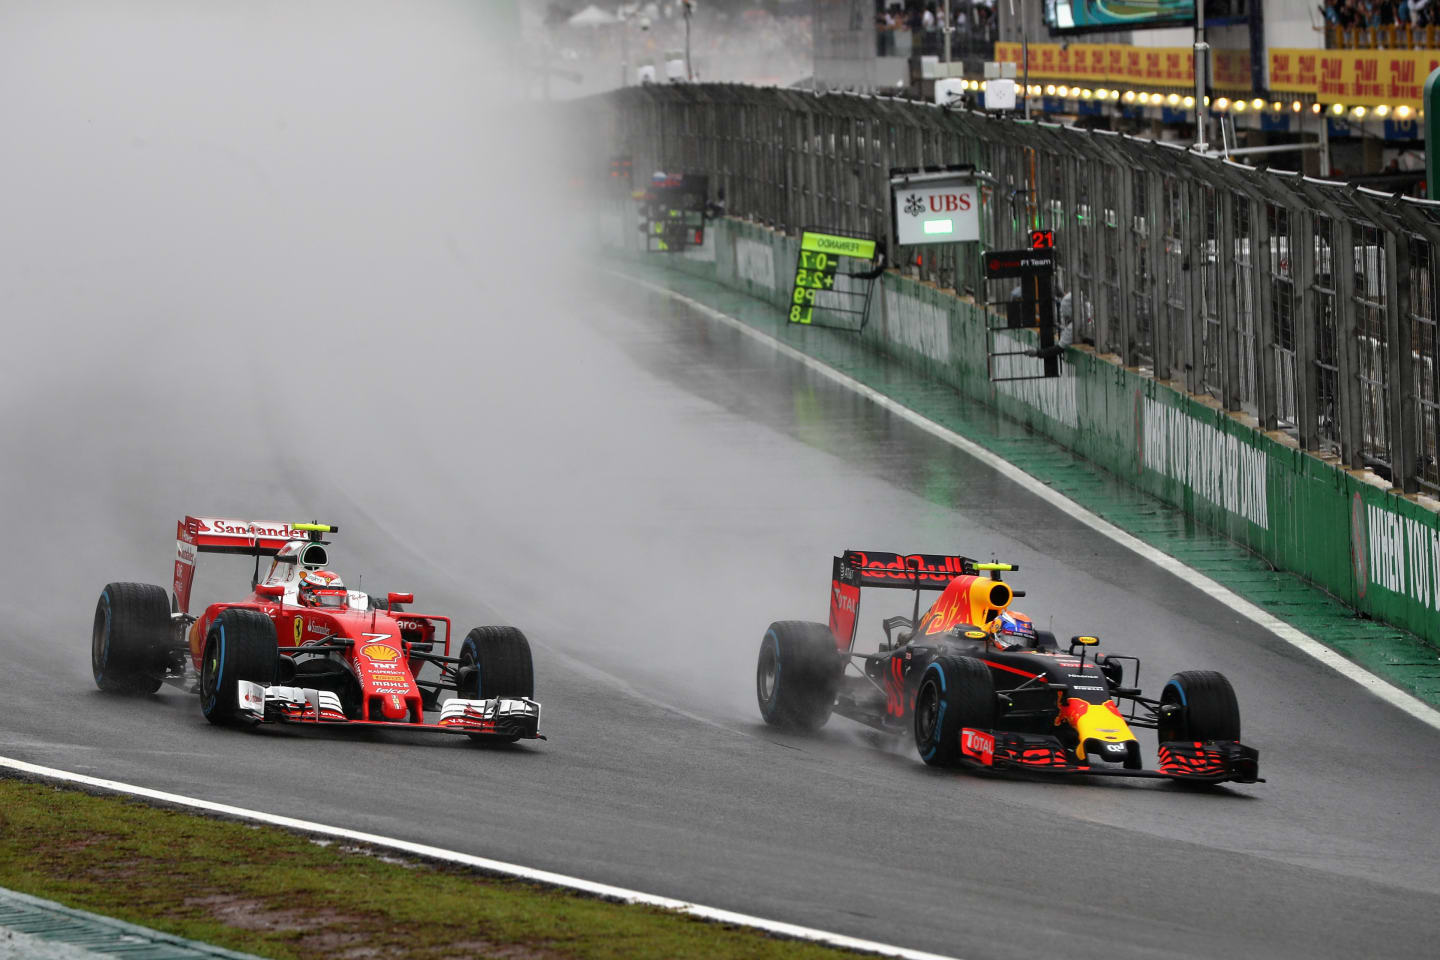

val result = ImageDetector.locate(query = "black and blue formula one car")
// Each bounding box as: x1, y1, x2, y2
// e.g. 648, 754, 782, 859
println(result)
756, 549, 1261, 785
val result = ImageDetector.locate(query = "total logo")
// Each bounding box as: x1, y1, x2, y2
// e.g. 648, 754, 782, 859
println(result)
832, 586, 857, 614
960, 728, 995, 765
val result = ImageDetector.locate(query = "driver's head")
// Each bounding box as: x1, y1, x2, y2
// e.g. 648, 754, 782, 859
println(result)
298, 569, 347, 609
995, 611, 1036, 648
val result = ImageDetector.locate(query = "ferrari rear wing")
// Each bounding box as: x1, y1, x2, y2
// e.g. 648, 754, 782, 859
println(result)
829, 550, 981, 652
173, 516, 333, 614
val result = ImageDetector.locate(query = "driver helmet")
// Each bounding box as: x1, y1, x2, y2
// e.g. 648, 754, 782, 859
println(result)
995, 610, 1037, 648
298, 570, 348, 609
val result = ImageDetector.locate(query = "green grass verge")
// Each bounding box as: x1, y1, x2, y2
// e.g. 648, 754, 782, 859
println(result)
0, 777, 868, 960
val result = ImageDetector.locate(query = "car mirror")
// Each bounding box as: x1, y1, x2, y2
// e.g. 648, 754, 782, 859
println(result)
1068, 635, 1099, 654
387, 592, 414, 607
256, 584, 285, 599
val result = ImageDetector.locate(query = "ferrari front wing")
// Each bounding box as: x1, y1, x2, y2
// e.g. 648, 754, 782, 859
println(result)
235, 681, 543, 739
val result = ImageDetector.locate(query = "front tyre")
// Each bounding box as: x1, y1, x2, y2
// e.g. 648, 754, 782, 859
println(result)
755, 621, 841, 731
913, 655, 996, 767
92, 582, 171, 695
1156, 670, 1241, 743
458, 626, 535, 742
199, 609, 278, 725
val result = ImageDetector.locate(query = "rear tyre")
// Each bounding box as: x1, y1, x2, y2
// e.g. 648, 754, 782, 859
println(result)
458, 626, 535, 742
91, 582, 171, 695
913, 655, 996, 767
1156, 670, 1241, 743
199, 609, 278, 725
755, 621, 842, 730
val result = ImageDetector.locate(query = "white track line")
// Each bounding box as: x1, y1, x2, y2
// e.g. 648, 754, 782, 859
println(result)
611, 268, 1440, 734
0, 755, 959, 960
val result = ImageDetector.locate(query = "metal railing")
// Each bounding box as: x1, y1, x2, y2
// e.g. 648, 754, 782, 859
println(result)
597, 84, 1440, 494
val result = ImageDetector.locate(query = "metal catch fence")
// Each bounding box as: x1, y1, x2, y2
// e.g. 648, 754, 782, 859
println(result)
596, 84, 1440, 495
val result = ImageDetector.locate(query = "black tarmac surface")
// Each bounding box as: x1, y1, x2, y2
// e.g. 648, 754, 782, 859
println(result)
5, 275, 1440, 960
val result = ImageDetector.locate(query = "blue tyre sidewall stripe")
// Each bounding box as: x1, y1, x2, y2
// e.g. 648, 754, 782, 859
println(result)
463, 639, 481, 697
1165, 679, 1187, 706
919, 662, 947, 761
203, 622, 225, 715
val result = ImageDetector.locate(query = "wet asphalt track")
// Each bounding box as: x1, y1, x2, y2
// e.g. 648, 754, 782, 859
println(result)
3, 276, 1440, 960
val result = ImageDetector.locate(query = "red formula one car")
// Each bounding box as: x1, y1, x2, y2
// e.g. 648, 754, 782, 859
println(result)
756, 549, 1260, 784
90, 516, 542, 742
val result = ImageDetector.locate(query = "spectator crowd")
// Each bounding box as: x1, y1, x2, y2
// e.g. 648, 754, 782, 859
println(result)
876, 2, 998, 59
1321, 0, 1436, 28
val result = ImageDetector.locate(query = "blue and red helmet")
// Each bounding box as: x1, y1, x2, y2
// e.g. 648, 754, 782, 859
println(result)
997, 611, 1037, 644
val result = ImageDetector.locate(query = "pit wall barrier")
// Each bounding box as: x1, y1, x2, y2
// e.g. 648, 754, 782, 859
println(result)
607, 214, 1440, 649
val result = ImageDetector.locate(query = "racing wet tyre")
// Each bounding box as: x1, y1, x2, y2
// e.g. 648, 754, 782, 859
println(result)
200, 608, 278, 725
913, 655, 996, 767
755, 621, 842, 730
92, 582, 171, 695
1156, 670, 1240, 743
460, 626, 534, 698
459, 626, 534, 742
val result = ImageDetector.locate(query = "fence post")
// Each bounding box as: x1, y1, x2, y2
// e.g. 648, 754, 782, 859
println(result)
1116, 162, 1137, 366
1149, 167, 1170, 381
1217, 190, 1241, 410
1335, 216, 1366, 469
1387, 228, 1418, 491
1091, 152, 1112, 356
1253, 193, 1278, 430
1188, 181, 1208, 396
1295, 205, 1321, 450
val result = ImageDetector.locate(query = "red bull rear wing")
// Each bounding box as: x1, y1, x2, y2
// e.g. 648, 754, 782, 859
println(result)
840, 550, 979, 588
830, 550, 984, 651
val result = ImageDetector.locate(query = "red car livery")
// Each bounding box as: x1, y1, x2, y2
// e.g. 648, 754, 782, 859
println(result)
92, 516, 542, 743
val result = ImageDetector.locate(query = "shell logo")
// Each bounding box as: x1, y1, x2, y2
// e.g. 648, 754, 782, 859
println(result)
360, 643, 400, 662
